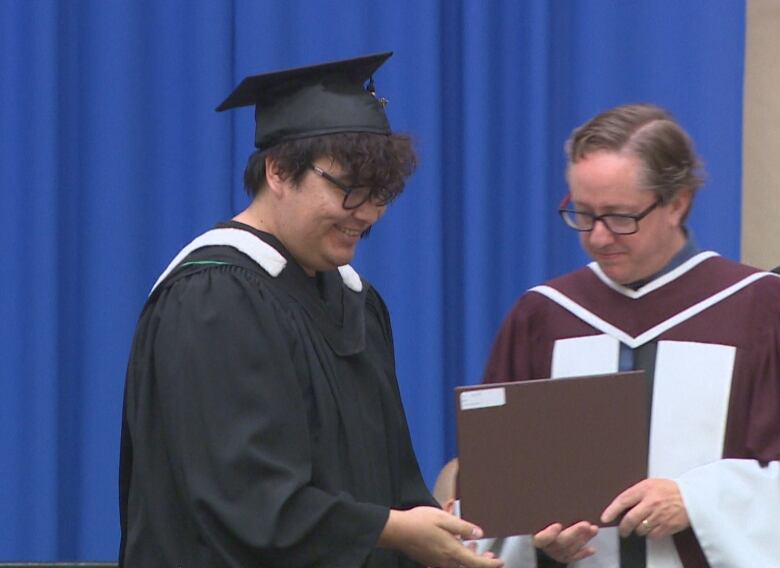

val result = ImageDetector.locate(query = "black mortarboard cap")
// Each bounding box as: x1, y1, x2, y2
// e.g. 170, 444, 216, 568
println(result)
216, 52, 393, 150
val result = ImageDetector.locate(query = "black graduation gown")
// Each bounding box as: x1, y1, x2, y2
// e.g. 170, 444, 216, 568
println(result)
119, 223, 436, 568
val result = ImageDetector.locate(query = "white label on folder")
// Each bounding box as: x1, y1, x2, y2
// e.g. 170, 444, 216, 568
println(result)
460, 388, 506, 410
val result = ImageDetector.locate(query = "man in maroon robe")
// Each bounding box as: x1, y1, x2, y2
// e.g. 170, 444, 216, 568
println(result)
482, 104, 780, 567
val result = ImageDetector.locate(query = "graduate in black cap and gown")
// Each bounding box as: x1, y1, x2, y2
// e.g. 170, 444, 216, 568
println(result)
118, 53, 504, 568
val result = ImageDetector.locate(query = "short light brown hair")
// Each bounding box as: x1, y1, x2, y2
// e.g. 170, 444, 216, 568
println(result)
565, 103, 705, 204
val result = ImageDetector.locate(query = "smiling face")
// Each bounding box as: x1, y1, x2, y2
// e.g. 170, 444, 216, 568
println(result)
568, 151, 691, 285
265, 158, 386, 275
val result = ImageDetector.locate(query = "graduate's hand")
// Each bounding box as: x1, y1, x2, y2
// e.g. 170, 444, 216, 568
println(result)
378, 506, 504, 568
601, 478, 690, 539
532, 520, 598, 563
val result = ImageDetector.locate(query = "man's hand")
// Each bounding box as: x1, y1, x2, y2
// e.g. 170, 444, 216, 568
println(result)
378, 507, 504, 568
533, 521, 598, 563
601, 478, 689, 539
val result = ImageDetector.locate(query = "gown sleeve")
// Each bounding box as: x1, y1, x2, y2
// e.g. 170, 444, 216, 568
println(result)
677, 460, 780, 566
142, 266, 390, 567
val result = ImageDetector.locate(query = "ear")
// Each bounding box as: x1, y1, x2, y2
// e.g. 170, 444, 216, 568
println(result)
668, 189, 693, 225
264, 156, 287, 199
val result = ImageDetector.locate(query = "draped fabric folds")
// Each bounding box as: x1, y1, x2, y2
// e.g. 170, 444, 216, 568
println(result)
0, 0, 744, 560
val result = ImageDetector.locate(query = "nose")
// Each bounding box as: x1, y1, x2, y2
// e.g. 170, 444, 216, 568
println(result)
587, 219, 615, 248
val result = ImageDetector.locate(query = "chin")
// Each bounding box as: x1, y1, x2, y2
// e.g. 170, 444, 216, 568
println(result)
338, 243, 359, 262
326, 251, 356, 269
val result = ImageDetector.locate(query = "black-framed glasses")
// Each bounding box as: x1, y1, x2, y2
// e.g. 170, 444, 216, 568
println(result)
558, 195, 661, 235
310, 165, 395, 210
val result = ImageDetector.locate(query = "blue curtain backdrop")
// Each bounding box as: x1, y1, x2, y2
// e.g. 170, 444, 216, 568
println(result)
0, 0, 745, 560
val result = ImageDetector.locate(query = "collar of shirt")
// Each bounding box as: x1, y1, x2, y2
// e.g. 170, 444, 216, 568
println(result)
626, 229, 702, 290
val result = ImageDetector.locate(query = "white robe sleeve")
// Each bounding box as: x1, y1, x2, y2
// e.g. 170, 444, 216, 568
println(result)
676, 458, 780, 567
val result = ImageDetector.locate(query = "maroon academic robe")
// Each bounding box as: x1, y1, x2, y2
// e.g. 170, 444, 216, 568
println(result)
483, 252, 780, 568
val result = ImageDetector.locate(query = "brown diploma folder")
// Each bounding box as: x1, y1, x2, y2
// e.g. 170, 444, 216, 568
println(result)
455, 371, 648, 537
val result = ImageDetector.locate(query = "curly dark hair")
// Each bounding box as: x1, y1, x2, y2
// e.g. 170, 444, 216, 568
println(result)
243, 132, 417, 199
